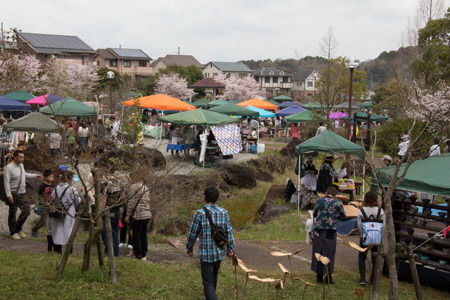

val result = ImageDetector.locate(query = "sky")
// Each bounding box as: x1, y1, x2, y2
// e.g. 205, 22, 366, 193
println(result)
1, 0, 448, 64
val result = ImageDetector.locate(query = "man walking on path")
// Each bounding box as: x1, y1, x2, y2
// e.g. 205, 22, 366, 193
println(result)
4, 150, 42, 239
186, 187, 235, 300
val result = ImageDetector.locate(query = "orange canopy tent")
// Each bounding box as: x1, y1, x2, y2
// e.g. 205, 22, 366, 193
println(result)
122, 94, 196, 111
237, 98, 278, 110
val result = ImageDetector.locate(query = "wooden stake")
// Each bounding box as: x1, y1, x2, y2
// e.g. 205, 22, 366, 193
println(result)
406, 245, 423, 300
105, 212, 117, 284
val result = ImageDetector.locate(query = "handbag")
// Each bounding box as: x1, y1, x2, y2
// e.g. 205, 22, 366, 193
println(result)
48, 186, 71, 219
203, 207, 228, 249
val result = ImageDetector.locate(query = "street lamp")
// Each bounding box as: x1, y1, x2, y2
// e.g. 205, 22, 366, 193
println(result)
107, 71, 115, 113
345, 57, 360, 141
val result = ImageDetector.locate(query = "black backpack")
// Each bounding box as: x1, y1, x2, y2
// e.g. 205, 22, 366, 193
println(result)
203, 207, 228, 249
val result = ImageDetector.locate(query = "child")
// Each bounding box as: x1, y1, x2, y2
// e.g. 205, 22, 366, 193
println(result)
32, 170, 57, 251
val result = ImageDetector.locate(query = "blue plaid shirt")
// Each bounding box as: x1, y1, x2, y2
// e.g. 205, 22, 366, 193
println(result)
186, 204, 235, 262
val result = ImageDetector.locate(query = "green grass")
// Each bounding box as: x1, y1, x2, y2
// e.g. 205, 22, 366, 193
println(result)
0, 251, 447, 299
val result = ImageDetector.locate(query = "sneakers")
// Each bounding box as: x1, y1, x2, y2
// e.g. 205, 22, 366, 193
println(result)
140, 257, 147, 261
11, 233, 21, 240
119, 243, 126, 248
358, 279, 366, 285
31, 231, 39, 238
127, 244, 133, 249
18, 231, 27, 238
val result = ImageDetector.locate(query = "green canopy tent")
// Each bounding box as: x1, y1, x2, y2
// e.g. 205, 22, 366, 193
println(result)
3, 90, 36, 102
303, 102, 324, 109
377, 154, 450, 196
2, 112, 59, 133
361, 100, 373, 108
228, 100, 244, 105
208, 99, 228, 107
294, 131, 365, 209
333, 101, 362, 109
285, 110, 324, 123
341, 112, 388, 122
266, 99, 280, 106
192, 98, 212, 108
40, 97, 97, 116
272, 95, 293, 101
158, 108, 239, 126
209, 102, 259, 117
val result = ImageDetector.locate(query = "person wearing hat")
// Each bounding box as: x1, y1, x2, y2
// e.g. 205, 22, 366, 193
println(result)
316, 154, 337, 194
381, 155, 394, 167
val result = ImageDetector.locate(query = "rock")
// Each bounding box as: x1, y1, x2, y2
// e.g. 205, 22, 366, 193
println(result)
265, 185, 285, 201
280, 139, 302, 157
254, 168, 274, 182
135, 147, 166, 169
219, 165, 256, 189
259, 205, 292, 223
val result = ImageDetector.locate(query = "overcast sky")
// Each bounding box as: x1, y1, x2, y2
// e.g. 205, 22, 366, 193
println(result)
1, 0, 448, 64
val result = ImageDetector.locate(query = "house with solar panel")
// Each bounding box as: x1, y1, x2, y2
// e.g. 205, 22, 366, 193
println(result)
17, 32, 96, 63
202, 61, 252, 79
95, 48, 153, 87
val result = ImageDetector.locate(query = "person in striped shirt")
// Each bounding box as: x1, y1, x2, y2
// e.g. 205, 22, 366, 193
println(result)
186, 187, 235, 300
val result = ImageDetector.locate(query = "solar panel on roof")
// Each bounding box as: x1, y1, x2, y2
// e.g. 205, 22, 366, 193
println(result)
20, 33, 93, 50
110, 48, 148, 58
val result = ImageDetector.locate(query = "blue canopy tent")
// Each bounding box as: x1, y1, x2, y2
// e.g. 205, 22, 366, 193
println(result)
246, 106, 276, 118
0, 96, 32, 111
276, 106, 306, 117
279, 101, 303, 109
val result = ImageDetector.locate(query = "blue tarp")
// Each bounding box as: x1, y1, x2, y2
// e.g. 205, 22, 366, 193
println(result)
0, 96, 32, 111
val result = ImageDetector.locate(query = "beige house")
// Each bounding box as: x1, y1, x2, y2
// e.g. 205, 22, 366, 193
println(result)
252, 67, 293, 98
95, 48, 153, 87
202, 61, 252, 79
17, 32, 96, 64
151, 54, 202, 73
291, 70, 321, 99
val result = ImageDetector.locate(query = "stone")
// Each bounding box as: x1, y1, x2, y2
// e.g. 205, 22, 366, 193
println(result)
254, 168, 274, 182
259, 205, 292, 223
219, 165, 256, 189
280, 139, 303, 157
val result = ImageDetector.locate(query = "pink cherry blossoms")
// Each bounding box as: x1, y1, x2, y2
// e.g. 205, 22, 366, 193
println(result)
155, 73, 196, 100
213, 73, 262, 100
407, 84, 450, 126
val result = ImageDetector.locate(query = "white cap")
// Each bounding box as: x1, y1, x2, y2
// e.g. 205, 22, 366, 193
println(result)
382, 155, 392, 161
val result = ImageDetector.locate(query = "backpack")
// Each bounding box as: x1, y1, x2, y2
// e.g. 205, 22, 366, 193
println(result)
48, 187, 71, 219
203, 207, 228, 249
360, 207, 383, 246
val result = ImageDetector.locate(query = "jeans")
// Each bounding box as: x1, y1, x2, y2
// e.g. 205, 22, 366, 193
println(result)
101, 207, 120, 257
7, 193, 30, 235
130, 218, 149, 259
200, 260, 222, 300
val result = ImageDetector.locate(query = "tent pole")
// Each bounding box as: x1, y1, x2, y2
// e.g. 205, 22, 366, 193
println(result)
297, 155, 301, 213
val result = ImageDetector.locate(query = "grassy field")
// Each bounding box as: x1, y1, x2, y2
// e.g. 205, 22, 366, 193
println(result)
0, 251, 447, 299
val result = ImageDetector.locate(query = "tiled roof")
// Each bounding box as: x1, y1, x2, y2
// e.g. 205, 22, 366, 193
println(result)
152, 54, 202, 67
109, 48, 151, 60
96, 49, 116, 59
18, 32, 95, 53
209, 61, 252, 72
191, 77, 225, 88
252, 67, 290, 76
292, 70, 316, 81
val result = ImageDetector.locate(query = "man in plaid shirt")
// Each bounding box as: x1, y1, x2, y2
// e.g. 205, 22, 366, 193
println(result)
186, 187, 235, 300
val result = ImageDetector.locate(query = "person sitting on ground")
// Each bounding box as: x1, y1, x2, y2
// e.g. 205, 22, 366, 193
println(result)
357, 191, 385, 285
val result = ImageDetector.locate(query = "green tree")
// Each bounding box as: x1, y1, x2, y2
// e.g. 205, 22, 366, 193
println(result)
95, 68, 124, 92
372, 79, 412, 119
412, 8, 450, 86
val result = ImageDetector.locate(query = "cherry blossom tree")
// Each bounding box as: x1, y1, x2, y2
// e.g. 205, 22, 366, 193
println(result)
213, 73, 262, 100
155, 73, 196, 100
0, 54, 42, 94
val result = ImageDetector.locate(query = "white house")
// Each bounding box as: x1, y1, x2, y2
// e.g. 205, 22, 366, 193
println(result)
252, 67, 293, 98
203, 61, 252, 79
291, 69, 321, 99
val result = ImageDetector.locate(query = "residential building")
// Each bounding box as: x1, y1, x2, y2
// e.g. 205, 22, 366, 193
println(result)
203, 61, 252, 79
151, 54, 203, 73
191, 77, 225, 99
95, 48, 152, 86
16, 32, 95, 64
291, 70, 321, 99
252, 67, 293, 98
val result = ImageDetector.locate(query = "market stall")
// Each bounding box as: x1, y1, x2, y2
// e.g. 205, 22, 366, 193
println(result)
39, 97, 97, 116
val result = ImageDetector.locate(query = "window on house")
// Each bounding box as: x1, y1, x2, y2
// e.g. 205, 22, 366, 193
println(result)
282, 76, 289, 83
273, 77, 278, 83
110, 60, 118, 67
213, 73, 218, 77
124, 60, 131, 67
81, 54, 90, 61
139, 60, 147, 67
57, 54, 70, 59
307, 81, 313, 87
264, 77, 270, 83
226, 73, 231, 78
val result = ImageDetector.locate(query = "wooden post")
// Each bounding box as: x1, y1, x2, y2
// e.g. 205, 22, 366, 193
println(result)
82, 223, 94, 272
406, 245, 423, 300
96, 233, 105, 267
105, 212, 117, 284
372, 244, 383, 300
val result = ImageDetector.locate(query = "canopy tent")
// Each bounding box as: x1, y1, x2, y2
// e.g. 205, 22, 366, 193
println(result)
276, 106, 305, 117
158, 108, 239, 126
272, 95, 293, 101
192, 98, 212, 108
227, 100, 244, 105
2, 90, 35, 102
361, 100, 373, 108
377, 154, 450, 196
122, 94, 195, 111
303, 102, 324, 109
40, 97, 97, 116
2, 112, 59, 133
208, 99, 228, 106
340, 112, 388, 122
209, 102, 259, 117
295, 130, 365, 159
246, 106, 276, 118
279, 101, 303, 109
285, 110, 324, 123
333, 101, 363, 109
328, 111, 348, 120
25, 94, 63, 106
266, 99, 280, 106
0, 96, 32, 111
237, 98, 278, 110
